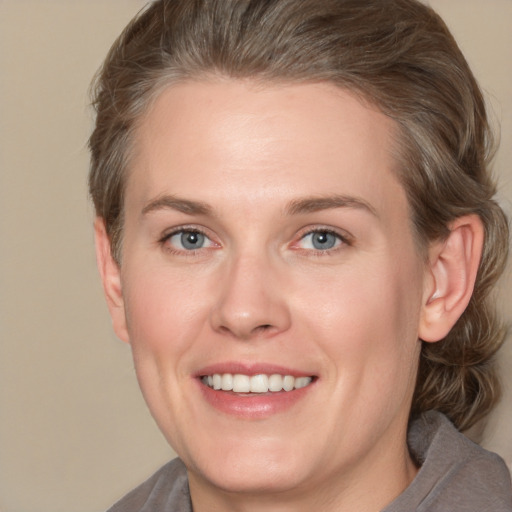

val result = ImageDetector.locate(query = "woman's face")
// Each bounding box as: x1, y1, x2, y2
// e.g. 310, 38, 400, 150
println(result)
109, 80, 430, 506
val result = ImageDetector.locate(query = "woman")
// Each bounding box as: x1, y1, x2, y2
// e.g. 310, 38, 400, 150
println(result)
89, 0, 511, 510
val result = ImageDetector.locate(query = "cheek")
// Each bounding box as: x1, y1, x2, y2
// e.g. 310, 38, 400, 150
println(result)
122, 262, 212, 355
119, 263, 213, 438
297, 256, 423, 383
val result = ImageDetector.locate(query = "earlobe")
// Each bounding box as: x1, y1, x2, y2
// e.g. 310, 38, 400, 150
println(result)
419, 215, 484, 343
94, 218, 130, 343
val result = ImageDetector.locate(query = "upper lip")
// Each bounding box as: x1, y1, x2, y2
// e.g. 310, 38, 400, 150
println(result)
195, 361, 316, 378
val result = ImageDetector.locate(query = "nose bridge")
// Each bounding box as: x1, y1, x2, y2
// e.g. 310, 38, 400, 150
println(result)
210, 247, 291, 340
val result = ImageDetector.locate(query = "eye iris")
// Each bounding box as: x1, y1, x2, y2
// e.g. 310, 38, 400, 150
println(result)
181, 231, 204, 250
312, 231, 336, 250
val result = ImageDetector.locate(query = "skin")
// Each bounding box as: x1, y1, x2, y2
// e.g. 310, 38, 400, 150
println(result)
96, 80, 484, 511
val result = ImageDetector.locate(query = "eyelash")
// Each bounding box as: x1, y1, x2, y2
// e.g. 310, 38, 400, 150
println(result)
158, 226, 352, 256
159, 226, 216, 255
294, 227, 352, 256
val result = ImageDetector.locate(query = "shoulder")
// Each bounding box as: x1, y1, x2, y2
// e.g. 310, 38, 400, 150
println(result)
385, 411, 512, 512
106, 458, 191, 512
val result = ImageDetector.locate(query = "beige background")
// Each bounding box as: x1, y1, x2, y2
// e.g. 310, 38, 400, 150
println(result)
0, 1, 510, 511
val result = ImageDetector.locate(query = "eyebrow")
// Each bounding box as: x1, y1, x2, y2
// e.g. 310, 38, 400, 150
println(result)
141, 193, 378, 218
141, 195, 213, 216
285, 195, 378, 217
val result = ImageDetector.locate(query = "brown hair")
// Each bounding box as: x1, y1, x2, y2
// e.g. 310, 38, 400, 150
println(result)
88, 0, 509, 431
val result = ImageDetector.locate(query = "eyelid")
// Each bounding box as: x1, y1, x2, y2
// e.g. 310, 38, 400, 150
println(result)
158, 224, 352, 255
159, 225, 220, 253
160, 225, 203, 242
292, 226, 353, 252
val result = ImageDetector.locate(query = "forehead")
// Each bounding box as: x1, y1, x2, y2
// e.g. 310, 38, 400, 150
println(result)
126, 79, 407, 223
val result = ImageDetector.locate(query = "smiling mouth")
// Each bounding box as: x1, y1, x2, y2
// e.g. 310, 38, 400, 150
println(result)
201, 373, 314, 393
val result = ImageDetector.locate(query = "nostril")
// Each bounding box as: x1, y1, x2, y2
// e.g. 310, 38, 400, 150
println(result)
253, 324, 273, 334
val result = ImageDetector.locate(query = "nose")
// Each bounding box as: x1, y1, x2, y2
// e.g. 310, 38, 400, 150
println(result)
209, 252, 292, 341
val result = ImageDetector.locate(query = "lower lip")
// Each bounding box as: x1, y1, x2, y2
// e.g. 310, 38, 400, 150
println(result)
197, 379, 315, 419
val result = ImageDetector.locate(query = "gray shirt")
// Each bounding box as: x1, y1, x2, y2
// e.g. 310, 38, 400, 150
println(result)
107, 411, 512, 511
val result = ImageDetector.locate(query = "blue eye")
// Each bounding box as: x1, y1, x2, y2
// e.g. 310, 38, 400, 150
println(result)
167, 230, 213, 251
299, 230, 342, 251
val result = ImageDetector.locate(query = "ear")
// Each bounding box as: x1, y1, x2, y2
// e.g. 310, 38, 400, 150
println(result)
419, 214, 484, 343
94, 218, 130, 343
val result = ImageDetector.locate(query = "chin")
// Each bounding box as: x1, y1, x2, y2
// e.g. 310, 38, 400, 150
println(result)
184, 435, 312, 495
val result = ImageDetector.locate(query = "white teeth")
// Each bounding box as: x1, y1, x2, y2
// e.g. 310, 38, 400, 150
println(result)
233, 374, 250, 392
221, 373, 233, 391
202, 373, 313, 393
250, 374, 269, 393
294, 376, 311, 389
212, 374, 222, 390
283, 375, 295, 391
268, 374, 284, 392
